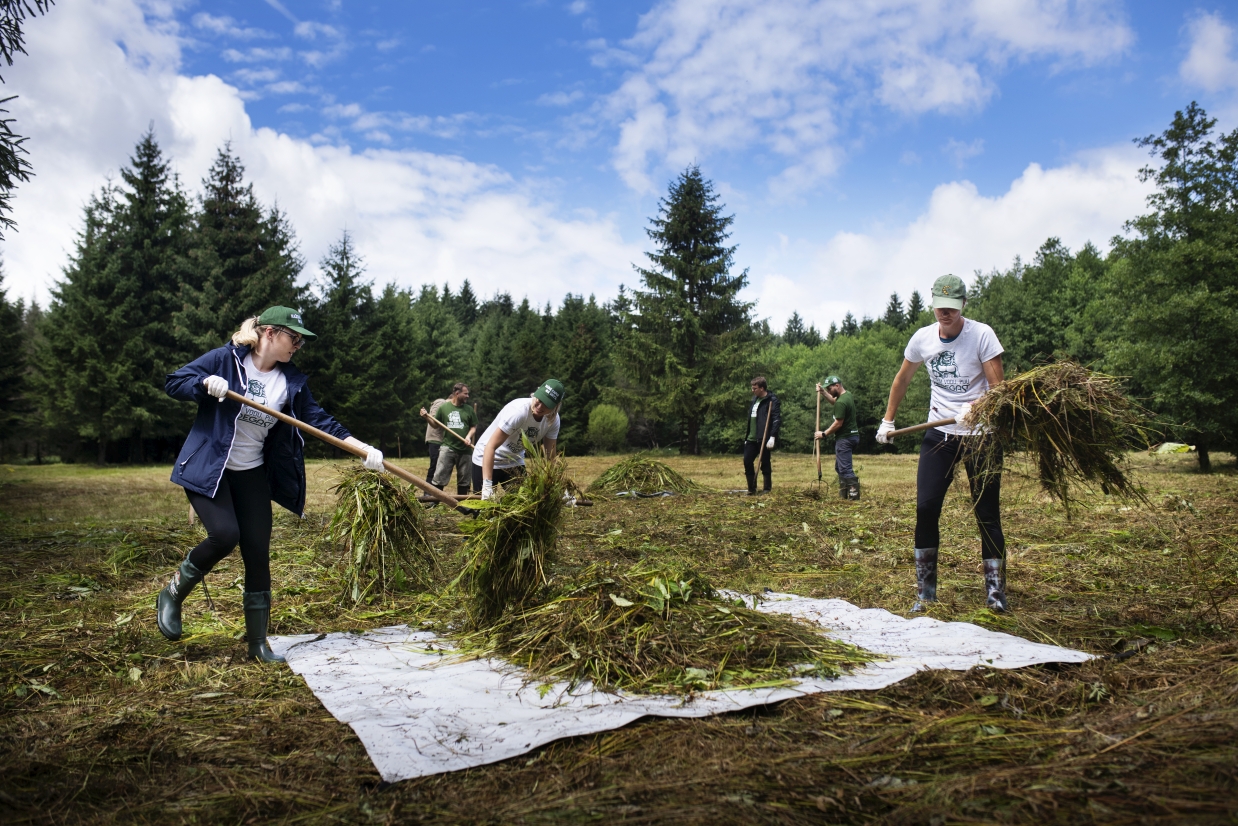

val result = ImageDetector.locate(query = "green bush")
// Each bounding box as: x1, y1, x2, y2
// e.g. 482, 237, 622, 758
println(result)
587, 404, 630, 453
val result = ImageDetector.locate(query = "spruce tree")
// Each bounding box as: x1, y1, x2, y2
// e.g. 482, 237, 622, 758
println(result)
840, 312, 858, 336
906, 290, 926, 324
548, 293, 613, 453
451, 279, 479, 327
614, 165, 755, 454
783, 311, 808, 345
882, 293, 905, 328
0, 0, 52, 237
408, 284, 462, 408
0, 261, 24, 438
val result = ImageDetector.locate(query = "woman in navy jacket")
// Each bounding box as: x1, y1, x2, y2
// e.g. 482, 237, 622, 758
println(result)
160, 306, 385, 662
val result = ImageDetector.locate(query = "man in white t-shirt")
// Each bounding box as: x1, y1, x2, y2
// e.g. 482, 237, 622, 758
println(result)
472, 379, 564, 500
875, 274, 1009, 613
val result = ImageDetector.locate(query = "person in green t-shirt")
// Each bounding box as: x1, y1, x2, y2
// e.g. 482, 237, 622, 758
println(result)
429, 383, 478, 495
815, 375, 861, 500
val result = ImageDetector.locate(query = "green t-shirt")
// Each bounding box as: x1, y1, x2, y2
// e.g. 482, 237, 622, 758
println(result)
832, 391, 859, 436
747, 396, 763, 440
435, 400, 477, 448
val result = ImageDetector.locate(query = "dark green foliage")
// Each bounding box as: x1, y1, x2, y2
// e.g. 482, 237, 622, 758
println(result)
0, 0, 52, 237
881, 293, 906, 329
547, 294, 612, 453
0, 262, 24, 432
840, 312, 858, 336
906, 289, 926, 322
613, 165, 756, 454
586, 404, 629, 453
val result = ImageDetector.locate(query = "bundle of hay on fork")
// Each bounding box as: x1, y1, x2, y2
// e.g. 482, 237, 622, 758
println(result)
968, 361, 1154, 508
586, 454, 703, 496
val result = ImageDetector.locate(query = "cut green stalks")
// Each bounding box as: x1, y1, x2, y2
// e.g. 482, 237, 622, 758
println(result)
327, 466, 438, 604
454, 563, 878, 695
587, 454, 704, 495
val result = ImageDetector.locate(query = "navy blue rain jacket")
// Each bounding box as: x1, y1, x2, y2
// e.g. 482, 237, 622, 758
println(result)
166, 343, 352, 516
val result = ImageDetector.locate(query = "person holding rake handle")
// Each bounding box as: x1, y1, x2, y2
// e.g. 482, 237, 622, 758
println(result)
158, 306, 385, 662
875, 275, 1009, 613
472, 379, 564, 501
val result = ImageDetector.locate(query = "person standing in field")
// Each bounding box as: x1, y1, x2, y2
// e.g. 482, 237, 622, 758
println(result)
160, 307, 385, 662
472, 379, 564, 501
815, 375, 861, 500
422, 395, 447, 480
743, 376, 781, 495
429, 383, 478, 496
875, 275, 1008, 612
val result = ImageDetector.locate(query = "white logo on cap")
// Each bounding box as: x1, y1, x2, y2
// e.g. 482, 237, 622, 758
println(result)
544, 384, 559, 399
291, 313, 302, 322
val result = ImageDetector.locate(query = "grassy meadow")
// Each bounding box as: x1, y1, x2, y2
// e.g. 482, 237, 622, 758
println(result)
1, 450, 1236, 824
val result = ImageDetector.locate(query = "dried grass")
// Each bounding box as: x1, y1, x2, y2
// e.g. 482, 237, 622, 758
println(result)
586, 454, 704, 495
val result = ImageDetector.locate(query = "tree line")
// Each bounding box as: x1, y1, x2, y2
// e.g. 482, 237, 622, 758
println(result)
1, 103, 1235, 471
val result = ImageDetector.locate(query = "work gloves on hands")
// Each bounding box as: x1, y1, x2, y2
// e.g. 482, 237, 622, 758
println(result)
361, 446, 385, 472
481, 479, 495, 501
875, 419, 896, 444
203, 375, 229, 401
765, 436, 776, 449
956, 402, 974, 425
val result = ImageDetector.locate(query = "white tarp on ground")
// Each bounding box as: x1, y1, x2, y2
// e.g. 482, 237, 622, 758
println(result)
269, 594, 1092, 783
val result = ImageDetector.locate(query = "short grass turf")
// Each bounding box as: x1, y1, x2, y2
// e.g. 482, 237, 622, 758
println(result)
1, 451, 1237, 824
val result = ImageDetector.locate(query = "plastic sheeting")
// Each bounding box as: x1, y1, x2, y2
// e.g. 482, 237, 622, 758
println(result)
269, 594, 1091, 783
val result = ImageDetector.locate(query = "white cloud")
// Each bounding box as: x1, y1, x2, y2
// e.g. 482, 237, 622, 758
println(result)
601, 0, 1134, 193
2, 0, 641, 312
191, 12, 271, 40
943, 137, 985, 167
537, 89, 585, 106
1180, 11, 1238, 93
222, 46, 292, 63
750, 145, 1152, 331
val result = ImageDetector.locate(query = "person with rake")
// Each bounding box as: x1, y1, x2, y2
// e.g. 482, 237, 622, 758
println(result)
815, 375, 861, 500
743, 376, 781, 495
426, 382, 477, 496
875, 275, 1010, 612
472, 379, 565, 501
158, 307, 386, 662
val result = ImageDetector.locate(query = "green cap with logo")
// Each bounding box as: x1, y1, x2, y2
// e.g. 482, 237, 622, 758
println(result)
258, 306, 317, 340
930, 275, 967, 310
823, 375, 841, 388
534, 378, 565, 409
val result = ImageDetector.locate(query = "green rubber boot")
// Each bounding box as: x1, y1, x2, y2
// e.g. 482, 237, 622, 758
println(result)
156, 558, 206, 641
243, 590, 286, 664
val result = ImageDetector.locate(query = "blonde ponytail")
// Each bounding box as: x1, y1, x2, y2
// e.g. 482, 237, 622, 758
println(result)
231, 316, 265, 347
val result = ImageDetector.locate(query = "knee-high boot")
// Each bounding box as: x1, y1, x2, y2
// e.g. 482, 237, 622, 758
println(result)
243, 590, 286, 663
911, 548, 938, 612
156, 558, 206, 641
984, 558, 1008, 612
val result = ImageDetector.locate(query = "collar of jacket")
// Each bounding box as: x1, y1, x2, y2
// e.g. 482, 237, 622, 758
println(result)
225, 342, 309, 396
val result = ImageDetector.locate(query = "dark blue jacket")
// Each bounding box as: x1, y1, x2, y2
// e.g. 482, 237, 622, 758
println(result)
166, 343, 352, 516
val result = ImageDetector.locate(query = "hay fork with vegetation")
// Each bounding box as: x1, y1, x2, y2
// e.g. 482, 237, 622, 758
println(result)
586, 454, 704, 495
327, 466, 437, 604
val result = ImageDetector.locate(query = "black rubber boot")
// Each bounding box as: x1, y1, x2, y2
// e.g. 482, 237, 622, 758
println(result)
838, 479, 849, 500
844, 476, 861, 501
911, 548, 938, 612
984, 558, 1009, 612
156, 558, 206, 641
243, 590, 286, 664
456, 486, 470, 498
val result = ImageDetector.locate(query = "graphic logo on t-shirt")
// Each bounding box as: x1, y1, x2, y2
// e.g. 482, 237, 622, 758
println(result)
448, 411, 463, 427
525, 425, 540, 440
929, 351, 970, 393
238, 378, 276, 428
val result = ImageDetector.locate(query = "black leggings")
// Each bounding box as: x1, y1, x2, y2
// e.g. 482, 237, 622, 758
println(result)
915, 428, 1005, 560
471, 462, 520, 492
743, 440, 772, 492
186, 467, 273, 592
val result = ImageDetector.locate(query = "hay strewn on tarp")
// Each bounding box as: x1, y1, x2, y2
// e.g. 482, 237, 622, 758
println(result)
969, 361, 1153, 508
587, 455, 703, 495
454, 563, 877, 695
327, 467, 437, 604
455, 442, 568, 629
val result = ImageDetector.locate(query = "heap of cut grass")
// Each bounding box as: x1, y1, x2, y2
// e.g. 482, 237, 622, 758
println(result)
586, 454, 703, 495
455, 441, 568, 629
454, 563, 877, 694
970, 360, 1153, 508
327, 466, 437, 604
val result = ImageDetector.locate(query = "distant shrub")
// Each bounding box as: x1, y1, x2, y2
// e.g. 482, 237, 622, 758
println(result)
587, 405, 629, 453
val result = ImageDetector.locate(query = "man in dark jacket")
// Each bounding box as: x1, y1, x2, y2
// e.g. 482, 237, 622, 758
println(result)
743, 376, 781, 495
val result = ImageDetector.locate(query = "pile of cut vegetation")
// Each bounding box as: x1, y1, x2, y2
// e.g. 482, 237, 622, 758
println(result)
455, 562, 876, 694
327, 467, 438, 604
586, 454, 703, 496
969, 360, 1154, 509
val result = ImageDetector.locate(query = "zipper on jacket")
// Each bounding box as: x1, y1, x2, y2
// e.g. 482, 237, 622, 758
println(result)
210, 348, 248, 499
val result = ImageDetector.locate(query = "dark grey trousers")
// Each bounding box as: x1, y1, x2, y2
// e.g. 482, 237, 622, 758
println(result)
835, 434, 860, 481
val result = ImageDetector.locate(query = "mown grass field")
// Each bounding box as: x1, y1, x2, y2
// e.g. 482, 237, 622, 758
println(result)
1, 450, 1236, 824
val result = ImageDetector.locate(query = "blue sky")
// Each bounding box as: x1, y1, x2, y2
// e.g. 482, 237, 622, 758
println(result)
6, 0, 1238, 330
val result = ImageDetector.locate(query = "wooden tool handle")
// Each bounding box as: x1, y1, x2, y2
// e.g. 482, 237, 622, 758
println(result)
888, 417, 957, 438
419, 409, 474, 449
224, 390, 472, 515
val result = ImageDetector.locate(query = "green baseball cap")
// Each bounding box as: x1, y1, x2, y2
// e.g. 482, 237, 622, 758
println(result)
931, 275, 967, 310
823, 375, 841, 387
534, 378, 565, 408
258, 306, 317, 339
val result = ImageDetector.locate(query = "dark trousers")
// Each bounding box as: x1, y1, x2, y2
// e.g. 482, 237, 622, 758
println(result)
915, 428, 1005, 560
835, 434, 860, 481
426, 442, 441, 480
186, 467, 273, 592
743, 440, 772, 492
471, 462, 520, 491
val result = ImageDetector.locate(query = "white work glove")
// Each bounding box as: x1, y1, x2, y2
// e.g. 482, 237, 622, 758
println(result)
957, 402, 974, 425
875, 419, 896, 444
765, 436, 775, 449
481, 479, 495, 501
202, 375, 229, 401
361, 445, 385, 472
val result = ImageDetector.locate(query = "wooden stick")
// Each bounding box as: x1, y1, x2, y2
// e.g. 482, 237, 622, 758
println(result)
815, 386, 822, 481
419, 409, 474, 449
223, 390, 473, 515
889, 417, 957, 438
754, 397, 774, 477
